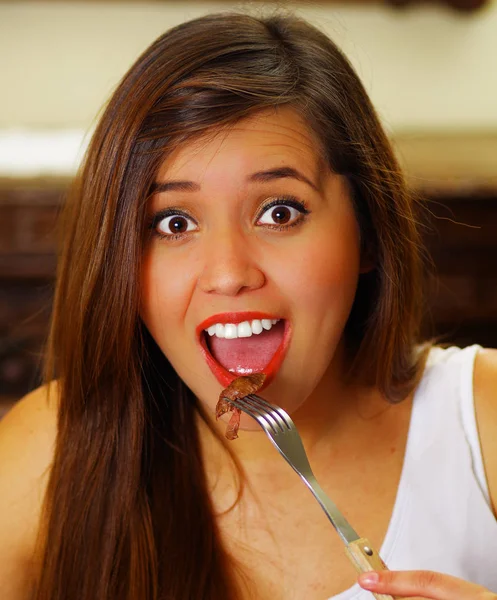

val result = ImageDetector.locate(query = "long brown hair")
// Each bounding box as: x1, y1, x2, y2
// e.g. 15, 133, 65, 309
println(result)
36, 12, 429, 599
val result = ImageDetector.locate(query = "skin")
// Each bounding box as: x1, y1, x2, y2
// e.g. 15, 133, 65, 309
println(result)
0, 108, 496, 598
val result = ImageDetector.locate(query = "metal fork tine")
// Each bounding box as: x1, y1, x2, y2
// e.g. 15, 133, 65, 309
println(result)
245, 393, 275, 412
244, 395, 286, 432
248, 394, 294, 430
231, 397, 280, 434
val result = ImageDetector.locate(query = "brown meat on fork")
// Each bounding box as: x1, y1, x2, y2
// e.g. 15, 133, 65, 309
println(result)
216, 373, 266, 440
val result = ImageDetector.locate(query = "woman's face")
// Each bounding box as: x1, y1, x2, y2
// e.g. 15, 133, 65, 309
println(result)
141, 107, 362, 419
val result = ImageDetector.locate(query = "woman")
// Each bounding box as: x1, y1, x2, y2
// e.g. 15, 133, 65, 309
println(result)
0, 12, 496, 600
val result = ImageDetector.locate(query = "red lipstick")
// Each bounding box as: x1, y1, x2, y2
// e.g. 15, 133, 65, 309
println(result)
196, 312, 291, 388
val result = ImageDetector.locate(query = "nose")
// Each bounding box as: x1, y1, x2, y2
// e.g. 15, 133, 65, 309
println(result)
198, 229, 265, 297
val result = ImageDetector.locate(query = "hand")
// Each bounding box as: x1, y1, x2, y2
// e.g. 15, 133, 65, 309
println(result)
358, 570, 497, 599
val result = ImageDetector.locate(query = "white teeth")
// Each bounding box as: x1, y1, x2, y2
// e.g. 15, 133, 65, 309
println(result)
224, 324, 238, 339
237, 321, 252, 338
251, 319, 263, 335
205, 318, 281, 339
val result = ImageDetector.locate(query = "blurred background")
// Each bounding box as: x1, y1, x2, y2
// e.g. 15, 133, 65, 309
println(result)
0, 0, 496, 416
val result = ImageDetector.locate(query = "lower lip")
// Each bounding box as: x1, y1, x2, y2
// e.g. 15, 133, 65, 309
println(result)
198, 321, 291, 388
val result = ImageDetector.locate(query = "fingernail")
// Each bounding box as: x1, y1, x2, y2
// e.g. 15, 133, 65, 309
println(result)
359, 572, 380, 588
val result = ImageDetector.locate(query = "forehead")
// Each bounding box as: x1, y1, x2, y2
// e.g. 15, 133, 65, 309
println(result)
156, 107, 326, 180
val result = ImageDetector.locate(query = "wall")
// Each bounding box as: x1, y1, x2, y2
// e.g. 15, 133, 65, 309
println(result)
1, 0, 496, 176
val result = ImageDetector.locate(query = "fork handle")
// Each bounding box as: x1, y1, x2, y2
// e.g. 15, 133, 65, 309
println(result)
345, 537, 399, 600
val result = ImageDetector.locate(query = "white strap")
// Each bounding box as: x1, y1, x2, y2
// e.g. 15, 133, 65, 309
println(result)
458, 345, 491, 507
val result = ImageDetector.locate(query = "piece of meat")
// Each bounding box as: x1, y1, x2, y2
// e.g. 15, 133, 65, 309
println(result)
218, 373, 266, 406
216, 373, 266, 440
225, 409, 241, 441
215, 396, 232, 419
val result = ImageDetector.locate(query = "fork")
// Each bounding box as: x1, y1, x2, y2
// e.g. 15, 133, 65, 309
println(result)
226, 392, 396, 600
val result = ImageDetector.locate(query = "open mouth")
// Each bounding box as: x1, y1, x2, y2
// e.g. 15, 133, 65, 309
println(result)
197, 313, 290, 387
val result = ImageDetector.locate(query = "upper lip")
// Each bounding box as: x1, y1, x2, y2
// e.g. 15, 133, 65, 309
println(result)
196, 311, 283, 336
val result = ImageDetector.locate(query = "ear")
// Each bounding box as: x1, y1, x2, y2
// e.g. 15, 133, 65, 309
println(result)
359, 262, 375, 274
359, 246, 375, 274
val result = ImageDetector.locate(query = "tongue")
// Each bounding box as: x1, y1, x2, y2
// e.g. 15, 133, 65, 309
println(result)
208, 321, 284, 373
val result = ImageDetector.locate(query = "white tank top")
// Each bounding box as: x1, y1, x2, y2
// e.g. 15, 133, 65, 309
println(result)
331, 345, 497, 600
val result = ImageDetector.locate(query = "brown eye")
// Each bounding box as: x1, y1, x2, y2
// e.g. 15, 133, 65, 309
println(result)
257, 202, 305, 228
168, 216, 188, 233
156, 214, 197, 236
271, 206, 291, 224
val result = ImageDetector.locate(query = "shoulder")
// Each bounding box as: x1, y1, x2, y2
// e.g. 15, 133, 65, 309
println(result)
0, 383, 58, 598
473, 348, 497, 517
0, 382, 58, 475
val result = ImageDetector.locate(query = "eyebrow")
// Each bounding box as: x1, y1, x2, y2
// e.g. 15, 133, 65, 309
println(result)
151, 180, 200, 193
248, 167, 318, 191
151, 166, 319, 194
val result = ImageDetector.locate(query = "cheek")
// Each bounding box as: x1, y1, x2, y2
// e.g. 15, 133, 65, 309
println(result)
284, 221, 361, 310
140, 249, 195, 339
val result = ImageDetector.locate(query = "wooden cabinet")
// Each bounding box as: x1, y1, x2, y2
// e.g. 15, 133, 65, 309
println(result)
425, 194, 497, 347
0, 181, 62, 415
